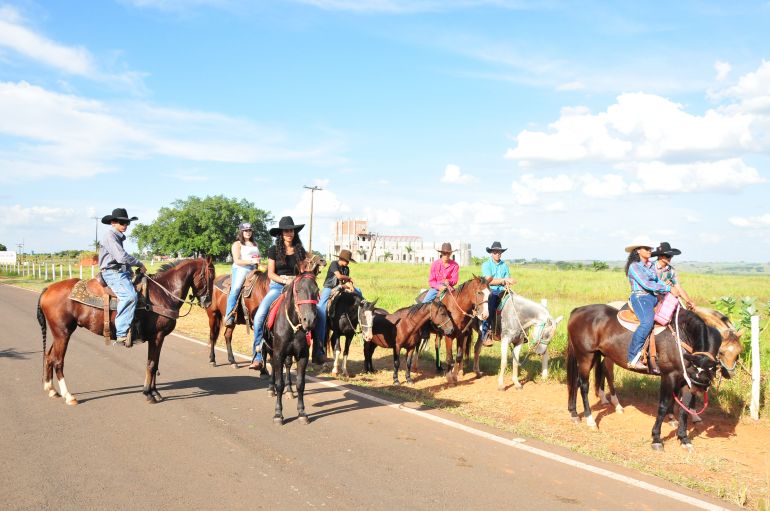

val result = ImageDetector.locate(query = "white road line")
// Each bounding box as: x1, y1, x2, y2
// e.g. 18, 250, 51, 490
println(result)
171, 331, 727, 511
5, 281, 726, 511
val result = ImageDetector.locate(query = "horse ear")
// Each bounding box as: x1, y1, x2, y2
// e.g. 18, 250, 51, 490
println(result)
736, 328, 744, 338
554, 315, 563, 324
205, 254, 213, 264
371, 298, 379, 308
682, 352, 695, 363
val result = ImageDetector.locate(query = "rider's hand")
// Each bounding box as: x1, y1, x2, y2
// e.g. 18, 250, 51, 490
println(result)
138, 264, 147, 274
686, 299, 696, 310
669, 287, 680, 297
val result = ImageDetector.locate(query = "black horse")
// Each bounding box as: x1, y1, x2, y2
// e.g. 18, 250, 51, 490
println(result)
324, 290, 365, 378
263, 263, 319, 425
567, 304, 722, 451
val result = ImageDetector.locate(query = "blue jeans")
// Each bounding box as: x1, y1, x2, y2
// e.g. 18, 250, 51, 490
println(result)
481, 290, 502, 339
422, 288, 438, 303
252, 281, 284, 356
225, 265, 254, 320
628, 293, 657, 362
313, 286, 363, 357
101, 269, 137, 338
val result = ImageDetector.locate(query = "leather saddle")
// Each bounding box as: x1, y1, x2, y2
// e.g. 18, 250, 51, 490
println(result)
613, 302, 667, 335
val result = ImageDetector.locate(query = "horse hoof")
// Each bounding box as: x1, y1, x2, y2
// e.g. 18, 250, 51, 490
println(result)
209, 361, 216, 367
48, 389, 60, 398
681, 442, 695, 452
230, 363, 238, 369
586, 416, 597, 429
152, 393, 164, 403
615, 405, 624, 414
513, 384, 523, 391
392, 380, 400, 386
267, 390, 276, 398
290, 392, 297, 399
298, 415, 310, 425
668, 420, 679, 429
497, 385, 505, 391
331, 370, 338, 377
570, 416, 580, 424
406, 379, 414, 385
692, 414, 703, 424
65, 396, 78, 406
651, 442, 664, 452
474, 371, 484, 379
273, 416, 284, 425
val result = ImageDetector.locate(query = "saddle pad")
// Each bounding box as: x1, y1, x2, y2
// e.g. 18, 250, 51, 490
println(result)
616, 309, 666, 335
214, 274, 231, 294
266, 293, 287, 331
69, 279, 118, 310
242, 270, 262, 298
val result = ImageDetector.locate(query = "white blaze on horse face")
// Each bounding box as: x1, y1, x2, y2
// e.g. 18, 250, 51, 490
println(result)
479, 288, 491, 320
363, 311, 373, 341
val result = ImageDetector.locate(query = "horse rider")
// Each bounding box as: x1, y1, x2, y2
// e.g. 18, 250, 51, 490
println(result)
313, 249, 362, 359
624, 238, 680, 370
98, 208, 147, 346
224, 222, 261, 327
480, 241, 516, 347
250, 216, 308, 370
421, 242, 459, 303
652, 242, 695, 310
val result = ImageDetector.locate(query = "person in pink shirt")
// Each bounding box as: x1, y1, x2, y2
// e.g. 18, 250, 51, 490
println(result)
422, 242, 460, 303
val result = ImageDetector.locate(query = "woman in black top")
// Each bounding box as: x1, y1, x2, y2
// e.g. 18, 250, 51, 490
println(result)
250, 216, 307, 370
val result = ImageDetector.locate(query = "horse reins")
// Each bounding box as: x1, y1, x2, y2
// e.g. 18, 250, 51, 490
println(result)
446, 283, 487, 321
284, 273, 319, 335
144, 261, 212, 318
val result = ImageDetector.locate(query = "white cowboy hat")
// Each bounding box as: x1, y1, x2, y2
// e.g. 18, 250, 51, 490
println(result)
624, 237, 658, 253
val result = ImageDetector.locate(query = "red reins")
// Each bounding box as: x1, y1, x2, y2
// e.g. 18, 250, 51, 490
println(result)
673, 389, 709, 417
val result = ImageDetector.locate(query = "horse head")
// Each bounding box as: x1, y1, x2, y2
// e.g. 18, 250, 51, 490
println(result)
430, 300, 455, 336
532, 313, 563, 355
692, 306, 742, 379
681, 320, 722, 390
191, 255, 215, 309
358, 298, 378, 342
292, 272, 320, 332
455, 275, 490, 321
299, 254, 326, 276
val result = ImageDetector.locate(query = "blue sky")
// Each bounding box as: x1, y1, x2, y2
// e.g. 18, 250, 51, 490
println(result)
1, 0, 769, 262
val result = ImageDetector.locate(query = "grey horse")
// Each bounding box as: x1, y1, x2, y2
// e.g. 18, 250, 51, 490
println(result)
492, 293, 562, 390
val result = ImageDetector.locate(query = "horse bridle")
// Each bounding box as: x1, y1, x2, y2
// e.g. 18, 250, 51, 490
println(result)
446, 282, 488, 320
144, 259, 213, 315
429, 302, 453, 332
285, 272, 319, 333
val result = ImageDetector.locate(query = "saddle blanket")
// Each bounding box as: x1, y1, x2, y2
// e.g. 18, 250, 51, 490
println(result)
69, 279, 118, 310
608, 301, 666, 335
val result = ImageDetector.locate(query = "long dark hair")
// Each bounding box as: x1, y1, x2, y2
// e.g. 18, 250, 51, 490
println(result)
275, 232, 306, 266
624, 250, 641, 276
236, 228, 255, 245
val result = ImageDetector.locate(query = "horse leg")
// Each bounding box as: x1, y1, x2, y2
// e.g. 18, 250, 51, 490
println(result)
342, 333, 352, 378
363, 341, 374, 373
651, 375, 676, 450
48, 325, 77, 405
497, 334, 510, 391
405, 348, 415, 385
208, 311, 220, 366
273, 353, 285, 424
603, 359, 623, 414
445, 335, 455, 381
295, 354, 310, 425
676, 387, 695, 452
331, 333, 341, 377
433, 333, 442, 373
511, 343, 523, 390
285, 357, 296, 399
43, 332, 58, 399
267, 349, 277, 397
392, 347, 401, 385
472, 330, 483, 377
540, 348, 550, 381
224, 325, 237, 368
149, 335, 166, 403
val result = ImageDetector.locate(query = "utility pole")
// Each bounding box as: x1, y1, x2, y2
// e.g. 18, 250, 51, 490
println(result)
303, 185, 322, 253
91, 216, 100, 252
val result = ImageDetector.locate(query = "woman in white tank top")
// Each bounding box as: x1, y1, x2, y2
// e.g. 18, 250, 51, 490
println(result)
225, 223, 261, 326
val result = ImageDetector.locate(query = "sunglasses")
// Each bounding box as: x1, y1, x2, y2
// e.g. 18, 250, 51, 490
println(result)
117, 220, 130, 226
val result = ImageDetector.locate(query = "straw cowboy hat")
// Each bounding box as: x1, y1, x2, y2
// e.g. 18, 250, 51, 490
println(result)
437, 242, 456, 254
624, 237, 658, 253
269, 216, 305, 237
101, 208, 138, 225
485, 241, 507, 253
651, 242, 682, 257
337, 249, 356, 263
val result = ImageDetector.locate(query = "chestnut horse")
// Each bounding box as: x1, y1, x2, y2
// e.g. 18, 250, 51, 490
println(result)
567, 304, 722, 451
206, 271, 269, 367
262, 262, 319, 425
363, 300, 455, 385
417, 277, 490, 383
36, 258, 214, 405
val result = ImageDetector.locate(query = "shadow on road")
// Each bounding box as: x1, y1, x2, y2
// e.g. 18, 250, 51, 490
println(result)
0, 347, 40, 360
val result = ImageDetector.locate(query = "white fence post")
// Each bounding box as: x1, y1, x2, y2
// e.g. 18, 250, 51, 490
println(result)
91, 265, 94, 278
750, 315, 761, 420
38, 265, 41, 279
59, 264, 63, 280
68, 264, 72, 279
45, 264, 48, 280
52, 264, 56, 281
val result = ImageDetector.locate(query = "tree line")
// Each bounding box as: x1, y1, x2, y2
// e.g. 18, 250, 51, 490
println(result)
131, 195, 273, 260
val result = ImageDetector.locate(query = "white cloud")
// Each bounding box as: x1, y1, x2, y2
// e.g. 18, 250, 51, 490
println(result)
441, 164, 476, 184
714, 60, 731, 81
714, 60, 770, 113
580, 174, 627, 198
623, 159, 764, 193
556, 81, 584, 91
509, 173, 573, 205
365, 207, 402, 228
729, 213, 770, 228
544, 201, 566, 212
0, 81, 343, 181
426, 200, 507, 237
0, 205, 76, 226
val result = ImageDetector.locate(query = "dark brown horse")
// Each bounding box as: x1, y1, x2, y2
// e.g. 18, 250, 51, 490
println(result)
263, 262, 319, 425
37, 258, 214, 405
364, 300, 455, 385
417, 277, 490, 383
206, 271, 269, 367
567, 304, 722, 451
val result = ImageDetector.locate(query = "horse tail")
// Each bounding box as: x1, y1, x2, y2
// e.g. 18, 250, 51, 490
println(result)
37, 288, 48, 356
593, 353, 604, 397
566, 336, 578, 402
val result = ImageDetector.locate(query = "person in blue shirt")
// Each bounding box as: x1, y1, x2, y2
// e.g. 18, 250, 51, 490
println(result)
624, 239, 680, 371
480, 241, 516, 347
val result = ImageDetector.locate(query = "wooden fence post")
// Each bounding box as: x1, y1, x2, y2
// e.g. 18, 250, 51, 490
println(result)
59, 264, 63, 280
45, 264, 48, 280
750, 315, 761, 420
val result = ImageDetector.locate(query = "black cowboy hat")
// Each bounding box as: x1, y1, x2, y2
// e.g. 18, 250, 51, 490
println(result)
485, 241, 507, 253
101, 208, 138, 225
651, 242, 682, 258
269, 216, 305, 237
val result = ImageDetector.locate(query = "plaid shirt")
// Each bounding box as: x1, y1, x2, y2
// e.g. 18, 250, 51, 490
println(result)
654, 261, 678, 286
628, 260, 670, 294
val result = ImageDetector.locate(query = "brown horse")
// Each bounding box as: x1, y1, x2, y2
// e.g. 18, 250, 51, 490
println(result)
37, 258, 214, 405
364, 300, 455, 385
206, 271, 269, 367
417, 277, 490, 383
567, 304, 722, 451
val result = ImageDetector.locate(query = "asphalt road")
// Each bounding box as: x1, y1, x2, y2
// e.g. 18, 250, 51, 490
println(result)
0, 283, 733, 511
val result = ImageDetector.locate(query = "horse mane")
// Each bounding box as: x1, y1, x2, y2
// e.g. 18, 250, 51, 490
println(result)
155, 258, 192, 275
679, 310, 720, 354
405, 301, 430, 318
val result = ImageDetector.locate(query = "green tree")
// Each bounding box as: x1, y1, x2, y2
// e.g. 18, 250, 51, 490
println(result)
131, 196, 272, 259
591, 260, 609, 271
0, 243, 6, 251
